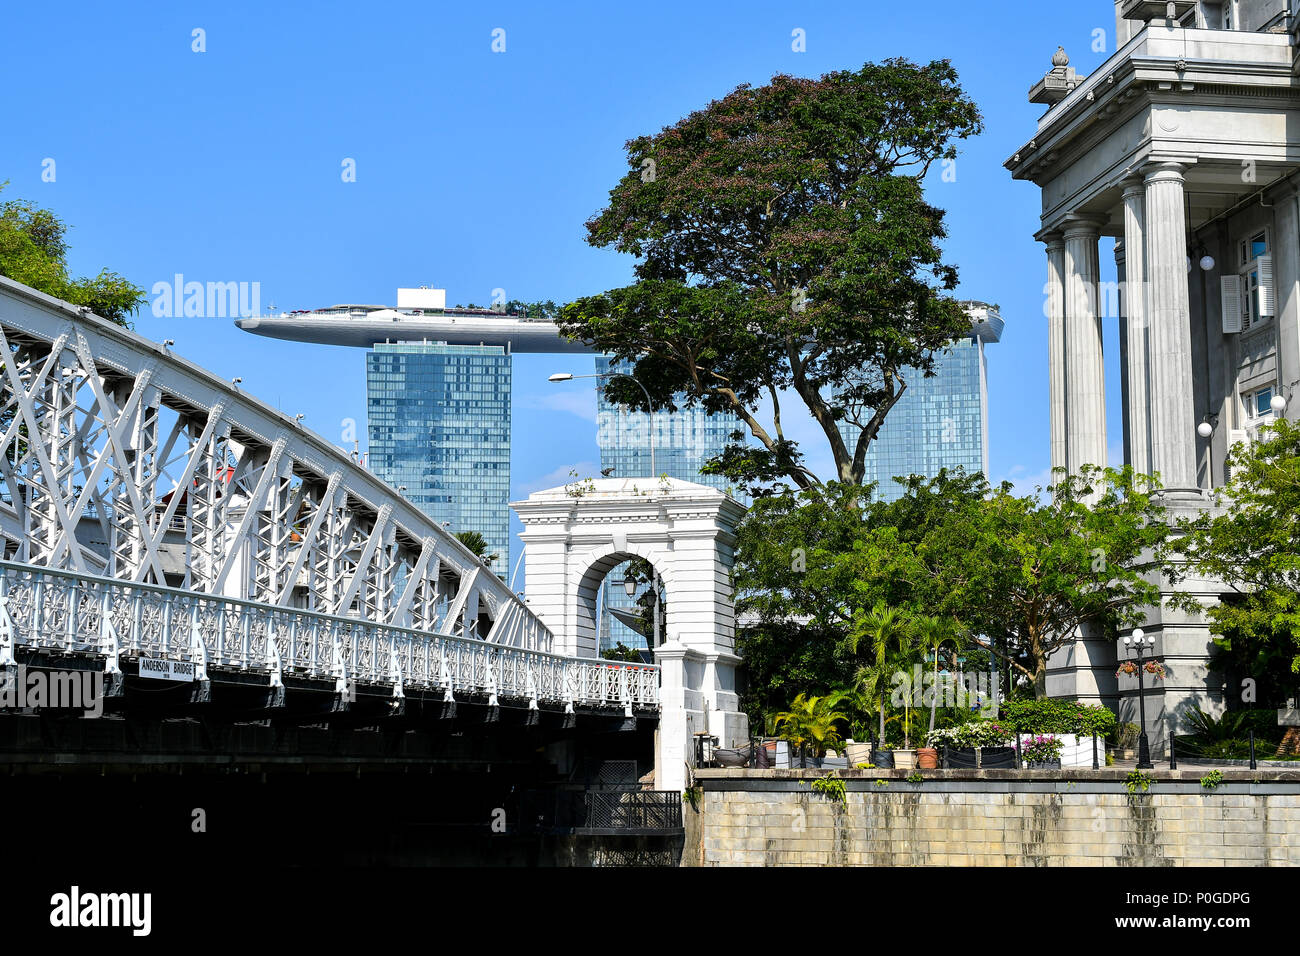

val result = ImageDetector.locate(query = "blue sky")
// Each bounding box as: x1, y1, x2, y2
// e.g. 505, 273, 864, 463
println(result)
2, 1, 1129, 582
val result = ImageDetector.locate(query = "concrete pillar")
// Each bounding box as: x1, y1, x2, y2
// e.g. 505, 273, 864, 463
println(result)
1143, 162, 1199, 491
1063, 217, 1108, 474
1121, 178, 1152, 476
1044, 234, 1068, 478
654, 641, 701, 794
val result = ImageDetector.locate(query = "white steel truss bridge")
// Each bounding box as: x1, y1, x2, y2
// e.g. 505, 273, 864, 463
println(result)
0, 275, 658, 714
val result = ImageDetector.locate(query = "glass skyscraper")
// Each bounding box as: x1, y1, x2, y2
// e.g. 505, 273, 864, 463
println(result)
842, 302, 1003, 504
595, 355, 743, 651
366, 343, 512, 569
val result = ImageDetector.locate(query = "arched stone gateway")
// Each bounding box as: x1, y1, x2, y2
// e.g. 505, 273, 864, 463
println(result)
512, 478, 748, 792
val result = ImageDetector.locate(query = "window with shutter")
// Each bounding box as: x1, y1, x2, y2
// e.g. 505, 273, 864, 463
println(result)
1257, 254, 1274, 317
1221, 275, 1243, 333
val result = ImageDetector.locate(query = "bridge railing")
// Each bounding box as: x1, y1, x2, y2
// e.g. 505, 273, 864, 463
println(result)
0, 561, 659, 710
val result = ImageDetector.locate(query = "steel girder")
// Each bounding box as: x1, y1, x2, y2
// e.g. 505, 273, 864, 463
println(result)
0, 276, 551, 652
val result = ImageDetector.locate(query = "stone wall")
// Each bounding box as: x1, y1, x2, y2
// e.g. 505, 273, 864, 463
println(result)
685, 768, 1300, 866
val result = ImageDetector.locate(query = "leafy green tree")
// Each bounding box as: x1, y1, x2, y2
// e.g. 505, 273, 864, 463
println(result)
454, 530, 498, 567
844, 602, 919, 747
915, 466, 1172, 697
601, 643, 644, 663
732, 471, 986, 720
915, 614, 966, 735
503, 299, 561, 319
0, 184, 144, 326
557, 60, 983, 495
1171, 419, 1300, 676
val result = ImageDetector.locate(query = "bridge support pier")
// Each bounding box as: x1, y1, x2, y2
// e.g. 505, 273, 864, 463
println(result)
654, 641, 746, 794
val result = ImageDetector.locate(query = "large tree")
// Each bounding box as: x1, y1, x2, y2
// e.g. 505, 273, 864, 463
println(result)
1170, 419, 1300, 674
558, 60, 982, 495
0, 183, 144, 326
916, 467, 1173, 697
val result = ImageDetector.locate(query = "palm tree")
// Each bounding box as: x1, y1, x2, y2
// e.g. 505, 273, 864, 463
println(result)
915, 615, 968, 736
454, 530, 498, 567
846, 603, 914, 749
770, 691, 851, 761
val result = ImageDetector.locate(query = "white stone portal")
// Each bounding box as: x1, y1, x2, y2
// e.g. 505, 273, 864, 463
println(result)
512, 477, 749, 793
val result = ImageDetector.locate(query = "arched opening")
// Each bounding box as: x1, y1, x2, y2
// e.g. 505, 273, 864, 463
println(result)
575, 551, 667, 661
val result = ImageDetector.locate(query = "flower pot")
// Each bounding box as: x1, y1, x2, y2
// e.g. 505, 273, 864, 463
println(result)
892, 749, 916, 770
945, 746, 978, 769
916, 747, 940, 769
978, 746, 1017, 769
845, 742, 873, 767
871, 747, 895, 769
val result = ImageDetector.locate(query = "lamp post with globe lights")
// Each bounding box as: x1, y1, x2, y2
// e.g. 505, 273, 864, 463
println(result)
1119, 628, 1158, 769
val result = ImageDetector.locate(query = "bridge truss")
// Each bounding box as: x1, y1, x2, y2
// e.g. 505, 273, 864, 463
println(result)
0, 276, 657, 712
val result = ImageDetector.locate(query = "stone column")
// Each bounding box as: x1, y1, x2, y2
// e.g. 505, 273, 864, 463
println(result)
1044, 234, 1068, 478
1121, 179, 1153, 476
1143, 163, 1198, 490
1063, 217, 1108, 474
1116, 239, 1130, 467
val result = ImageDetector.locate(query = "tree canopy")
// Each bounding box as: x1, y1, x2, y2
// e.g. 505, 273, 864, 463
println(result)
0, 183, 144, 326
735, 467, 1173, 710
558, 60, 983, 495
1171, 419, 1300, 675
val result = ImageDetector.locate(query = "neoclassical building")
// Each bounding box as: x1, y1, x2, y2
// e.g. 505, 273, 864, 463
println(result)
1007, 0, 1300, 739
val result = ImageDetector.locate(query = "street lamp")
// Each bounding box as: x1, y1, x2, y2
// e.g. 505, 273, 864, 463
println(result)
549, 370, 656, 478
623, 570, 637, 598
1121, 627, 1157, 769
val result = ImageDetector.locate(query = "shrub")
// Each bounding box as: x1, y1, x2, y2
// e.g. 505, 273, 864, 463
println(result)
1021, 734, 1065, 764
924, 720, 1011, 748
999, 699, 1116, 737
1112, 722, 1140, 750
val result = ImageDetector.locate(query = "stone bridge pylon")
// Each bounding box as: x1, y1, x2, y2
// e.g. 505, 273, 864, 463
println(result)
513, 477, 749, 792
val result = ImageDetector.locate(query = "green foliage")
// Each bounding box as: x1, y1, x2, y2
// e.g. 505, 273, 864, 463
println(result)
906, 771, 924, 784
738, 621, 855, 728
558, 60, 983, 494
734, 468, 1171, 716
601, 643, 644, 663
1105, 751, 1115, 767
0, 184, 144, 326
502, 298, 561, 319
998, 699, 1116, 737
1172, 419, 1300, 672
924, 720, 1010, 748
1125, 770, 1153, 794
1200, 770, 1224, 790
811, 775, 847, 803
914, 465, 1171, 697
769, 691, 850, 757
875, 779, 890, 788
453, 530, 498, 567
1111, 722, 1140, 750
1182, 705, 1279, 746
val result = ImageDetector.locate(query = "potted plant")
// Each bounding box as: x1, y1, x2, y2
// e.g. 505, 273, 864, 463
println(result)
769, 692, 850, 768
1021, 734, 1064, 769
844, 715, 874, 768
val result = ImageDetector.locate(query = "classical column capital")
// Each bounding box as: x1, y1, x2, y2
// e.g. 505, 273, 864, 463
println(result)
1061, 214, 1107, 240
1120, 175, 1146, 199
1143, 161, 1187, 185
1035, 226, 1064, 248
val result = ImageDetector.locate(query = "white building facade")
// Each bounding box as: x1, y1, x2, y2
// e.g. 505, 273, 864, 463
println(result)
1007, 0, 1300, 740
